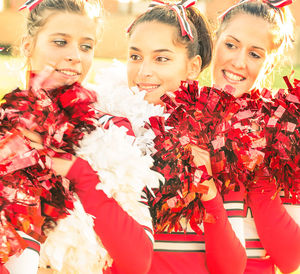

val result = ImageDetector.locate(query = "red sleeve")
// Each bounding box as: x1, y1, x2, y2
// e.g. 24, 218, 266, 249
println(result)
248, 190, 300, 273
100, 114, 135, 137
203, 193, 247, 274
66, 157, 153, 274
0, 265, 9, 274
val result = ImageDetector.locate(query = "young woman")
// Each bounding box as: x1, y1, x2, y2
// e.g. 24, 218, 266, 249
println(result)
1, 0, 160, 273
124, 1, 247, 273
211, 1, 300, 273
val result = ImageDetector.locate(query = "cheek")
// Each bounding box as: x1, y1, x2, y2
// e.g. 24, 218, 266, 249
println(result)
85, 55, 93, 70
211, 52, 222, 79
81, 54, 93, 73
31, 48, 51, 71
214, 48, 225, 67
126, 65, 136, 86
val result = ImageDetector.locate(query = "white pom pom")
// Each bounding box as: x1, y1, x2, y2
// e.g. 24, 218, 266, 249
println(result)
40, 198, 112, 273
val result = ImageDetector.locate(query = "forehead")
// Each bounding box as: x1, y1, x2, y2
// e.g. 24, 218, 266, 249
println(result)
220, 13, 273, 51
129, 21, 185, 51
39, 12, 97, 38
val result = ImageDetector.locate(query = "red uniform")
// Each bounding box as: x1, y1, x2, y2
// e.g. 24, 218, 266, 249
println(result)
66, 117, 154, 274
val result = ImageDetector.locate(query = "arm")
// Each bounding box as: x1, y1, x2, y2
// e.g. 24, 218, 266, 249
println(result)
66, 157, 153, 274
248, 188, 300, 273
1, 265, 10, 274
203, 192, 247, 274
21, 117, 152, 273
191, 145, 247, 274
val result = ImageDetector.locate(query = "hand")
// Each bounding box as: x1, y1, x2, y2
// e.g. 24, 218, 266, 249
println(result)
190, 145, 217, 201
30, 64, 76, 91
20, 128, 76, 177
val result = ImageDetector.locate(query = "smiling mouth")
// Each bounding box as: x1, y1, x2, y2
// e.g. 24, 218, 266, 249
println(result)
56, 69, 80, 77
137, 84, 160, 92
223, 70, 246, 82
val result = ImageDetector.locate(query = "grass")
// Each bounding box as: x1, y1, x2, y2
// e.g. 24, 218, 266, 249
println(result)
0, 55, 300, 99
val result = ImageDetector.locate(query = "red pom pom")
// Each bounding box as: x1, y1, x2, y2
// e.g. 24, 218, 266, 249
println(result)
149, 78, 300, 234
0, 81, 99, 262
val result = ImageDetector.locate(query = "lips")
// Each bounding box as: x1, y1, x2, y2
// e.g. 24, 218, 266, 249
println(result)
222, 70, 246, 82
56, 69, 81, 77
137, 83, 160, 92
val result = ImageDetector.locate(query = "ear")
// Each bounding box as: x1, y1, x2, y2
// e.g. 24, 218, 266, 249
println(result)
187, 55, 202, 81
21, 36, 34, 57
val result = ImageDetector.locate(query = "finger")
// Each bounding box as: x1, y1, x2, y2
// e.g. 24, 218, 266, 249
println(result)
31, 64, 55, 91
190, 145, 209, 155
19, 128, 43, 144
29, 141, 44, 150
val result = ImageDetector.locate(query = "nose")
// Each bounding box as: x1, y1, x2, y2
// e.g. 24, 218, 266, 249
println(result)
137, 59, 153, 79
232, 49, 247, 69
65, 44, 81, 63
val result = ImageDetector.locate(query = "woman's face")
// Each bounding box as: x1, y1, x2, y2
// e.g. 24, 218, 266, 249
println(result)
127, 21, 201, 105
25, 12, 97, 89
212, 13, 274, 97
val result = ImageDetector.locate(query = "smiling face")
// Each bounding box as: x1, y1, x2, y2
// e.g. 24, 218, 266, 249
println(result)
212, 13, 274, 97
127, 21, 201, 105
26, 11, 97, 88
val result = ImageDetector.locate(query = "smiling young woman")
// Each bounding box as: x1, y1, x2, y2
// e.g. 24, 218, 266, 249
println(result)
211, 1, 300, 273
212, 13, 274, 98
0, 1, 158, 273
127, 1, 212, 106
22, 6, 98, 89
211, 0, 294, 97
124, 1, 248, 273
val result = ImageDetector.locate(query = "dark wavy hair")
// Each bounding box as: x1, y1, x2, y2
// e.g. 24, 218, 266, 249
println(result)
128, 5, 212, 71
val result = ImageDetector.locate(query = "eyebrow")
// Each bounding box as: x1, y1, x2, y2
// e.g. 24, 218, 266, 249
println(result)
50, 33, 95, 42
227, 35, 266, 52
129, 46, 174, 54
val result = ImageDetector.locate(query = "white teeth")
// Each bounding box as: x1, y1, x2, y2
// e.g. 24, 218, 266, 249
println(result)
224, 71, 244, 81
59, 70, 78, 76
138, 85, 159, 90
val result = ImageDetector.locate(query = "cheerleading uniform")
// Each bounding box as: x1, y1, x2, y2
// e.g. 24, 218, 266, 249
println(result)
146, 191, 247, 274
66, 158, 153, 274
4, 232, 40, 274
246, 192, 300, 273
65, 117, 154, 274
224, 190, 300, 274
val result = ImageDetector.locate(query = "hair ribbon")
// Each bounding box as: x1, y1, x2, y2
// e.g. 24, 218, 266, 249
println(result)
19, 0, 89, 11
149, 0, 196, 40
127, 0, 196, 41
19, 0, 44, 11
218, 0, 293, 20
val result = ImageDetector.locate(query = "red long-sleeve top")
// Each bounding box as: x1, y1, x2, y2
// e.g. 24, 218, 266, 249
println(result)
66, 116, 153, 274
66, 157, 153, 274
203, 193, 247, 274
223, 184, 300, 273
148, 192, 247, 274
248, 190, 300, 273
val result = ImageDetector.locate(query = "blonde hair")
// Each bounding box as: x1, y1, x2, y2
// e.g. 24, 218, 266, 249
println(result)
26, 0, 103, 38
216, 0, 295, 89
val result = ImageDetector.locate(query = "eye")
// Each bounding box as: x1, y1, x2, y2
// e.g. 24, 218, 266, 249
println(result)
53, 39, 67, 46
156, 56, 169, 62
129, 54, 142, 61
225, 42, 236, 49
80, 44, 93, 52
249, 51, 261, 59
